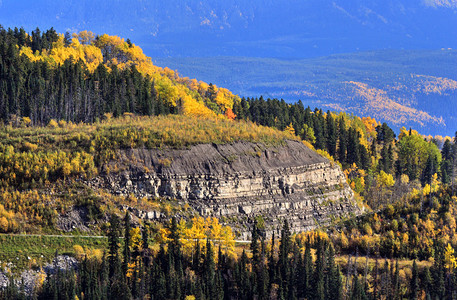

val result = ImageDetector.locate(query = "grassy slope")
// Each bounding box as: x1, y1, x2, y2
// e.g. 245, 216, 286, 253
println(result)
1, 114, 297, 153
0, 235, 108, 273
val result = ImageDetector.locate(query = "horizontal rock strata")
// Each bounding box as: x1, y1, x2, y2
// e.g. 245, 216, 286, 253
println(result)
89, 140, 359, 238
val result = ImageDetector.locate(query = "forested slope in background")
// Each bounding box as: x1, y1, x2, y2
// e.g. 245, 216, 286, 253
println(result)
155, 50, 457, 136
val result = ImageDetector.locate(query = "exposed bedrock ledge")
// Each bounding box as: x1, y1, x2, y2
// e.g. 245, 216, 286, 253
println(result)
88, 140, 360, 238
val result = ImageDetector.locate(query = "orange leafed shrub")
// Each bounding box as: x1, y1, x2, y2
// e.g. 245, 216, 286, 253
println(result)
224, 108, 236, 120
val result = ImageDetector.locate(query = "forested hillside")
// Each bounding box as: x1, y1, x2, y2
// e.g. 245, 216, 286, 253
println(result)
2, 25, 457, 300
155, 50, 457, 136
0, 26, 239, 126
4, 210, 457, 299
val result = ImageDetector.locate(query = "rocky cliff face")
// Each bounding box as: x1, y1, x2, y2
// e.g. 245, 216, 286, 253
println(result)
90, 140, 359, 238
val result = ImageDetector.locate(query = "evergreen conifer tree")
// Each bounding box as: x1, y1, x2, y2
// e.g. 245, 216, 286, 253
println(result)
108, 214, 121, 278
303, 240, 313, 300
122, 212, 131, 278
410, 260, 419, 300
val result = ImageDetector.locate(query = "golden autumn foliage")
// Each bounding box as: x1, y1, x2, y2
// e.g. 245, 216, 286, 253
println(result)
129, 227, 142, 252
345, 81, 444, 127
377, 170, 395, 188
344, 163, 366, 194
361, 116, 379, 140
444, 243, 457, 271
295, 230, 330, 250
34, 268, 47, 293
330, 111, 381, 148
328, 185, 457, 261
18, 30, 240, 119
398, 126, 419, 139
0, 144, 97, 188
285, 123, 295, 135
0, 215, 9, 232
158, 216, 236, 259
0, 190, 57, 232
73, 245, 85, 260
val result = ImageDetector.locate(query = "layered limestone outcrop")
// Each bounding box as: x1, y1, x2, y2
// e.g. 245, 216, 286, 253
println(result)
89, 140, 359, 238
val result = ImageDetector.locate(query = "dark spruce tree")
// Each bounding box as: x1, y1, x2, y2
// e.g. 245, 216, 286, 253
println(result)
122, 212, 131, 279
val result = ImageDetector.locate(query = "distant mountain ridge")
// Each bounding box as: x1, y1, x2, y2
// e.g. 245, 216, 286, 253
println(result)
154, 50, 457, 135
0, 0, 456, 58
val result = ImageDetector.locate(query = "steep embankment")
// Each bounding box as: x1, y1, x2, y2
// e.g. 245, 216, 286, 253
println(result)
88, 139, 358, 237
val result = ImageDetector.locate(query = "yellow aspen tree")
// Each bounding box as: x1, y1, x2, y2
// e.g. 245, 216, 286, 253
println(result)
445, 243, 457, 271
